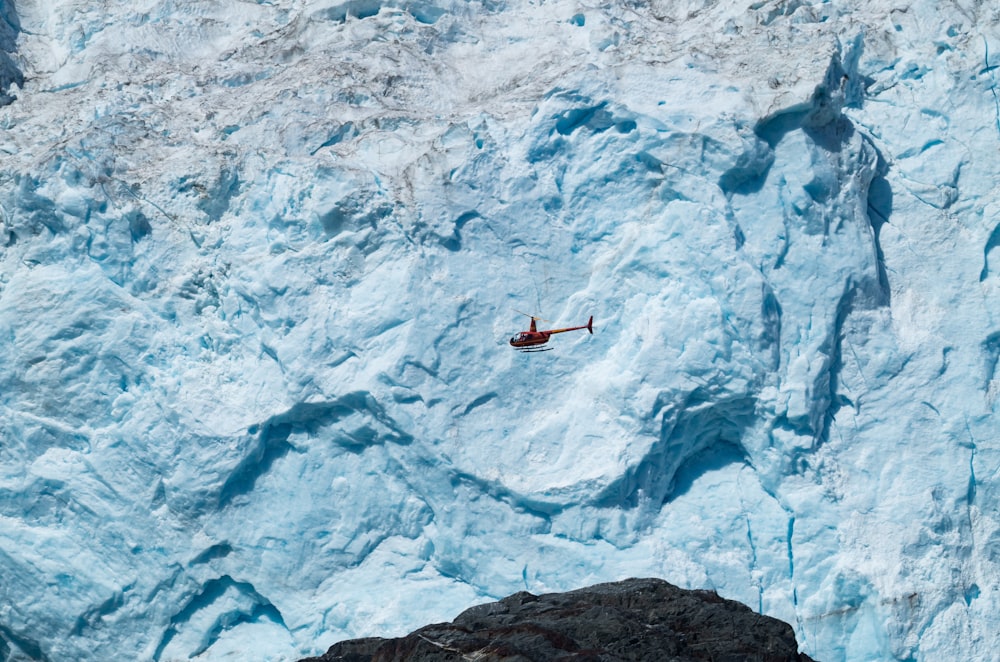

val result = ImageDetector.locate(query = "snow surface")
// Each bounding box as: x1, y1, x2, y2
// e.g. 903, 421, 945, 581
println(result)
0, 0, 998, 660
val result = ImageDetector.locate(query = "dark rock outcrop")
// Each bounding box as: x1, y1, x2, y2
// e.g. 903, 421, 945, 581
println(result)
300, 577, 815, 662
0, 0, 21, 105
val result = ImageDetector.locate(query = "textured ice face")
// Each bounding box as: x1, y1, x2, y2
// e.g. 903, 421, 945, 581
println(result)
0, 1, 997, 660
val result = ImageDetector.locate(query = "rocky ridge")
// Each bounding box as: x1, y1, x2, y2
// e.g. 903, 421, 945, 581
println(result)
301, 578, 815, 662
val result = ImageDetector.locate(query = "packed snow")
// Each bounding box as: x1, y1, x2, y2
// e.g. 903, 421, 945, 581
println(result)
0, 0, 998, 660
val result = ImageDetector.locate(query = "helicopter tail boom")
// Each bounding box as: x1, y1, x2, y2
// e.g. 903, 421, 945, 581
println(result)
545, 316, 594, 336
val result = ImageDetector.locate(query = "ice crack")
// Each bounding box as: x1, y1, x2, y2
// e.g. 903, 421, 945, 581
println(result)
984, 37, 1000, 138
744, 514, 763, 613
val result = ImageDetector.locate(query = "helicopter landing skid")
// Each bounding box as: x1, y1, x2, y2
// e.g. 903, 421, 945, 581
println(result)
517, 346, 553, 353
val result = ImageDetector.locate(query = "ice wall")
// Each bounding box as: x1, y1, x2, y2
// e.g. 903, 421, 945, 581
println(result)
0, 0, 997, 660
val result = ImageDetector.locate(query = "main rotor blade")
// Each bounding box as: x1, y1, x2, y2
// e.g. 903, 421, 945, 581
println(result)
513, 309, 552, 323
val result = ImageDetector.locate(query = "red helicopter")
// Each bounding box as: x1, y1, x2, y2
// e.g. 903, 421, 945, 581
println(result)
509, 313, 593, 351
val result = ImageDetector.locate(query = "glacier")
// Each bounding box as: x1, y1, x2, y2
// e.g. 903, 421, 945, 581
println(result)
0, 0, 998, 660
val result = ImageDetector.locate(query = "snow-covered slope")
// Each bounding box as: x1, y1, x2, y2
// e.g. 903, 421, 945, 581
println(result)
0, 0, 998, 660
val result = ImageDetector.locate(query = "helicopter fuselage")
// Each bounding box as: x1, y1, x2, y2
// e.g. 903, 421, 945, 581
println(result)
509, 331, 551, 348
